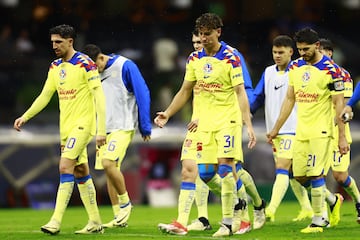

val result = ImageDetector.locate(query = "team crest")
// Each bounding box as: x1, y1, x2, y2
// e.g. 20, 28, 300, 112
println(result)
203, 63, 213, 74
302, 71, 310, 83
59, 69, 66, 80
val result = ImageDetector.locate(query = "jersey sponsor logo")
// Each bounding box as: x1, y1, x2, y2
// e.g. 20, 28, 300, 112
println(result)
274, 84, 285, 90
294, 90, 319, 103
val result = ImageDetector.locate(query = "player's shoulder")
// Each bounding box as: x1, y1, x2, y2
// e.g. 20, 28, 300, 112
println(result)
72, 52, 97, 72
288, 58, 306, 70
186, 50, 202, 63
316, 56, 343, 79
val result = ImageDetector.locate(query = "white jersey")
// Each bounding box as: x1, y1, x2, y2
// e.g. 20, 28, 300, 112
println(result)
101, 56, 138, 133
263, 64, 297, 134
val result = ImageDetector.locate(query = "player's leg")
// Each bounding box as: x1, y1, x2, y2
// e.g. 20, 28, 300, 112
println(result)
289, 171, 313, 221
331, 147, 360, 223
299, 138, 331, 233
41, 147, 75, 235
100, 131, 134, 228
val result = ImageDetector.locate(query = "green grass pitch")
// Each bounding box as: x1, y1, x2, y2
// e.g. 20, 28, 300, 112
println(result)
0, 201, 359, 240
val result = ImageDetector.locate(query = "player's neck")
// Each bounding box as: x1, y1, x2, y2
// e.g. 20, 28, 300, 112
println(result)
307, 51, 322, 65
63, 48, 76, 62
205, 42, 221, 56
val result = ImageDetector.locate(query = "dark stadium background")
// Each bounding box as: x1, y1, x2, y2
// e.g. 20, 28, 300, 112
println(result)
1, 0, 360, 208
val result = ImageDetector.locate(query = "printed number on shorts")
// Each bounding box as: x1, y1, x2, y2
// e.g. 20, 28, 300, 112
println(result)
332, 151, 342, 165
307, 154, 316, 167
65, 138, 76, 149
107, 140, 117, 152
224, 135, 234, 148
280, 138, 292, 150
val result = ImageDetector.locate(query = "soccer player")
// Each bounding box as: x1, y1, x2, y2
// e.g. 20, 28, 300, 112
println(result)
186, 30, 265, 234
251, 35, 313, 222
82, 44, 152, 228
319, 38, 360, 224
266, 27, 349, 233
155, 13, 256, 237
13, 24, 106, 235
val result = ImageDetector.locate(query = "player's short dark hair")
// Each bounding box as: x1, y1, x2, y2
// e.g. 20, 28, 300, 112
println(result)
273, 35, 293, 48
319, 38, 334, 51
192, 28, 199, 36
195, 13, 223, 31
49, 24, 76, 40
82, 44, 102, 61
293, 27, 319, 44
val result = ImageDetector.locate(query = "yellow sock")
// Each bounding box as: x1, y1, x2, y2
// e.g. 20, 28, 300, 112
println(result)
268, 171, 289, 214
238, 168, 262, 207
221, 169, 235, 220
343, 176, 360, 203
311, 182, 325, 217
290, 178, 312, 211
51, 174, 74, 223
177, 182, 195, 226
195, 176, 209, 219
118, 191, 130, 206
77, 176, 101, 223
206, 174, 221, 196
236, 184, 250, 222
111, 204, 119, 217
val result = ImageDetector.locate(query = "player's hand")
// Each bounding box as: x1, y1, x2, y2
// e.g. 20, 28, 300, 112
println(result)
154, 111, 169, 128
142, 135, 151, 142
266, 129, 278, 145
96, 135, 106, 147
338, 136, 349, 156
14, 117, 26, 131
187, 119, 198, 132
340, 105, 353, 123
247, 129, 256, 149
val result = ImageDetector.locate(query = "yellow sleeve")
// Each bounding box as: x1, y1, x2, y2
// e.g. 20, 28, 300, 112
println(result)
91, 85, 106, 136
22, 80, 55, 122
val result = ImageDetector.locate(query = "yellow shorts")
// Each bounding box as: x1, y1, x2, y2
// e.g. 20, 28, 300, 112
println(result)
272, 134, 295, 161
61, 125, 93, 165
95, 130, 135, 170
181, 125, 242, 164
292, 137, 332, 177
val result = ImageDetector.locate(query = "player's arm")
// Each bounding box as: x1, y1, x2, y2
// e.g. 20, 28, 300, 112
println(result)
333, 93, 349, 155
154, 80, 195, 128
234, 83, 256, 149
14, 79, 55, 131
124, 61, 152, 139
91, 85, 106, 146
267, 85, 295, 143
341, 81, 360, 121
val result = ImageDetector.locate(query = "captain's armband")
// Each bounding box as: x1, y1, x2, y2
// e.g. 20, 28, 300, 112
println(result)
328, 80, 345, 91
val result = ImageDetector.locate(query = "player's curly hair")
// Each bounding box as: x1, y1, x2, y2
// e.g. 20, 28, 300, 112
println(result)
195, 13, 223, 31
294, 27, 319, 44
49, 24, 76, 40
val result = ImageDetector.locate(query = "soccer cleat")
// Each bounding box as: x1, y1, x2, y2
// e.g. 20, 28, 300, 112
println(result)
158, 221, 188, 235
356, 202, 360, 224
292, 209, 314, 222
300, 223, 324, 233
234, 221, 251, 235
253, 199, 266, 229
212, 222, 232, 237
75, 221, 104, 234
265, 208, 275, 222
102, 218, 128, 228
329, 193, 343, 227
113, 202, 132, 227
187, 217, 212, 231
41, 219, 60, 235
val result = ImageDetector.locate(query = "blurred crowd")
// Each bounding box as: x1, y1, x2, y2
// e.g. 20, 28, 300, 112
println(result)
1, 0, 360, 124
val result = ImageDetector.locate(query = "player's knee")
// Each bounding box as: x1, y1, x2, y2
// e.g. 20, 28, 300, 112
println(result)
198, 164, 216, 182
101, 158, 115, 170
333, 171, 348, 185
218, 164, 232, 178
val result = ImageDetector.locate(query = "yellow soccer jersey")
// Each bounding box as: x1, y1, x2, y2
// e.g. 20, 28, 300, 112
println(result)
185, 42, 244, 131
288, 56, 344, 140
28, 52, 102, 137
